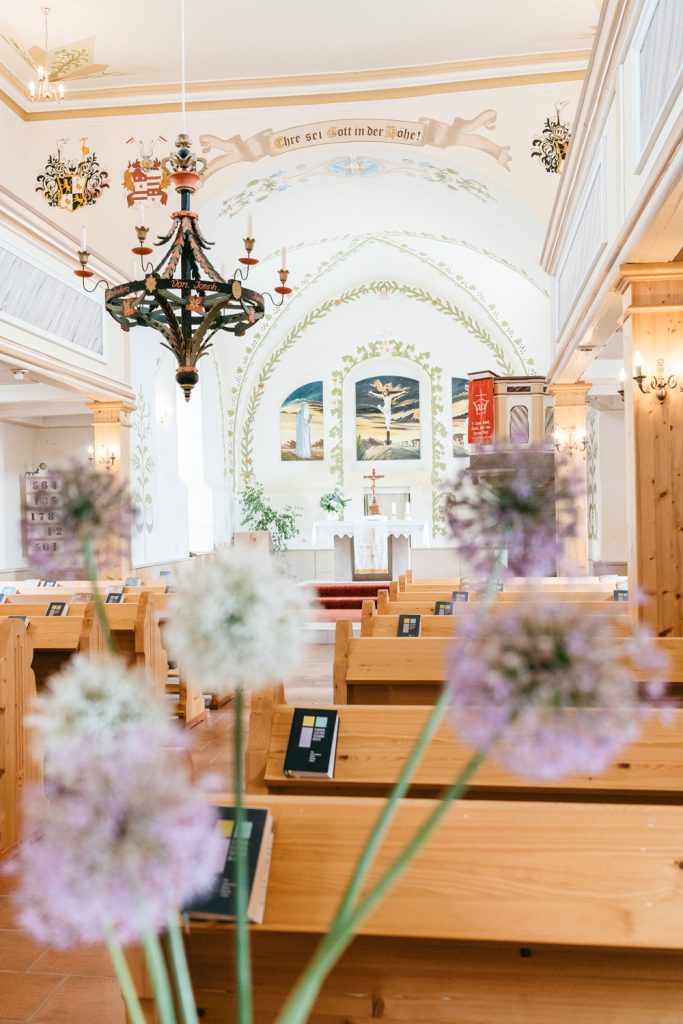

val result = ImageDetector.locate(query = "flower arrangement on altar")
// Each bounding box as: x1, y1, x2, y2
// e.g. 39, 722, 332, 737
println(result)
319, 487, 351, 519
7, 452, 671, 1024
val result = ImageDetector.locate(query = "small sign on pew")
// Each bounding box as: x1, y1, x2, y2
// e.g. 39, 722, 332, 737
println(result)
187, 806, 274, 925
0, 594, 5, 604
397, 613, 422, 637
41, 580, 58, 588
284, 708, 339, 779
124, 576, 141, 587
105, 592, 124, 604
45, 601, 68, 617
613, 589, 629, 601
451, 590, 469, 602
164, 584, 177, 594
434, 600, 453, 616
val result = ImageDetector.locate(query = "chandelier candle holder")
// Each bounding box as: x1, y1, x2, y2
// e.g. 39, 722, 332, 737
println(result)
75, 134, 292, 401
27, 8, 65, 104
632, 352, 681, 403
87, 445, 117, 472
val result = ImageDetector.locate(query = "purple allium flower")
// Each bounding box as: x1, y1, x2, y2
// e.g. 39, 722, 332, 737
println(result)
446, 602, 670, 779
14, 727, 221, 947
24, 459, 135, 576
441, 446, 582, 579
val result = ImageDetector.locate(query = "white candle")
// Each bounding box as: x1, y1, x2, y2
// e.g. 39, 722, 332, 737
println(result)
391, 502, 397, 515
281, 246, 287, 271
405, 501, 411, 517
247, 213, 253, 238
29, 81, 35, 97
633, 350, 643, 374
87, 445, 94, 458
618, 367, 626, 383
137, 204, 145, 227
80, 225, 87, 250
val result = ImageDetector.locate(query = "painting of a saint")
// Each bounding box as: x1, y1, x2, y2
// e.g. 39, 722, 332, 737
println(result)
355, 376, 420, 460
452, 377, 469, 457
281, 382, 324, 461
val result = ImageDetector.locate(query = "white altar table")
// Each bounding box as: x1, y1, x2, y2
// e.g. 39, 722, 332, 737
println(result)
311, 519, 427, 581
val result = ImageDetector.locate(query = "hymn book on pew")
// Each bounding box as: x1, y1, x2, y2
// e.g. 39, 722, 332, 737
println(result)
451, 590, 469, 602
614, 589, 629, 601
434, 600, 453, 615
124, 577, 141, 587
1, 586, 16, 595
105, 593, 124, 604
45, 601, 68, 617
283, 708, 339, 779
0, 594, 4, 604
397, 614, 422, 637
187, 807, 274, 924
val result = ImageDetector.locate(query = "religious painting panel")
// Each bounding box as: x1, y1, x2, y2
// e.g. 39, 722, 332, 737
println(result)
355, 376, 420, 461
280, 382, 324, 461
451, 377, 469, 457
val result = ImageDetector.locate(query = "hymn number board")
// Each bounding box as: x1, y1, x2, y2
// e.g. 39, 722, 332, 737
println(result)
23, 470, 64, 559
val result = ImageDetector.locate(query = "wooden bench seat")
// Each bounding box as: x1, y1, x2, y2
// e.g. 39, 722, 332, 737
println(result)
246, 688, 683, 801
0, 603, 104, 688
377, 588, 631, 617
131, 792, 683, 1024
334, 621, 683, 705
0, 619, 40, 857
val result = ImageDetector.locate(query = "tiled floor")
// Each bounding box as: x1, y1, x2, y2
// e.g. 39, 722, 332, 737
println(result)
0, 644, 333, 1024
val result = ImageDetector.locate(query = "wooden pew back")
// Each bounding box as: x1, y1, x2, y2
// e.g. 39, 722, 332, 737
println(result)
0, 603, 103, 688
0, 620, 40, 856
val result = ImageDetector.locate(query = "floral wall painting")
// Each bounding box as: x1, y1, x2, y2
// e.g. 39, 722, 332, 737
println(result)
355, 375, 420, 461
531, 102, 572, 173
280, 381, 324, 461
452, 377, 469, 457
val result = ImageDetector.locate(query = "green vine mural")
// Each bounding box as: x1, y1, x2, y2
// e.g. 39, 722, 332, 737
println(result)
131, 388, 155, 535
328, 339, 449, 536
232, 272, 527, 480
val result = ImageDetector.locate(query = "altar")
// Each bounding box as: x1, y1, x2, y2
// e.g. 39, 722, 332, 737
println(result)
311, 518, 428, 581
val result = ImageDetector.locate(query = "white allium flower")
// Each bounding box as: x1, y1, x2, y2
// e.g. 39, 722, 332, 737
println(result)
30, 655, 172, 762
163, 546, 311, 693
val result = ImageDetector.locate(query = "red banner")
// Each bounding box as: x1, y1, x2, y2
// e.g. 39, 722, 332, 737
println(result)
468, 378, 495, 444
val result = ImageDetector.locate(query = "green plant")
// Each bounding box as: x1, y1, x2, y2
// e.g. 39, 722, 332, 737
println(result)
238, 483, 301, 551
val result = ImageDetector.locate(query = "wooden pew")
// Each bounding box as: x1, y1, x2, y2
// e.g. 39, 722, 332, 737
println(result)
151, 594, 207, 728
0, 603, 104, 689
365, 597, 631, 634
0, 619, 40, 857
334, 621, 683, 706
377, 589, 629, 616
133, 792, 683, 1024
247, 688, 683, 800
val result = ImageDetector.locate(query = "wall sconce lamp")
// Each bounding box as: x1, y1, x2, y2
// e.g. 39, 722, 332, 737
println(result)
633, 352, 681, 403
554, 429, 586, 455
87, 445, 117, 471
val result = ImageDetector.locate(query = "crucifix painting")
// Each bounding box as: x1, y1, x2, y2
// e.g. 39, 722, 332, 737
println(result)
355, 375, 420, 460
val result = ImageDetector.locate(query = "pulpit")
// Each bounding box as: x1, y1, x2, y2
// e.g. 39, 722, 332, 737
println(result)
311, 518, 427, 581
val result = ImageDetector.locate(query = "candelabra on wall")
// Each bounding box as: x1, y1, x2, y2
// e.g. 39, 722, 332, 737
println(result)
632, 352, 682, 403
88, 445, 117, 472
553, 429, 586, 454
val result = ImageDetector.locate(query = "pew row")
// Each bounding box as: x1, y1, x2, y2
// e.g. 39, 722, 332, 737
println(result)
376, 589, 631, 617
246, 687, 683, 801
0, 603, 104, 689
0, 620, 40, 857
389, 582, 619, 603
362, 599, 631, 637
333, 621, 683, 705
131, 793, 683, 1024
151, 594, 208, 727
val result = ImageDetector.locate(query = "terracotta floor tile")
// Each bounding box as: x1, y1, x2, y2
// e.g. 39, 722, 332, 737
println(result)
0, 972, 65, 1021
29, 944, 115, 979
32, 976, 125, 1024
0, 932, 48, 972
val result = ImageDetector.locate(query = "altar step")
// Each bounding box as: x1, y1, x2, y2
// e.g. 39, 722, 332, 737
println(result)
307, 582, 385, 623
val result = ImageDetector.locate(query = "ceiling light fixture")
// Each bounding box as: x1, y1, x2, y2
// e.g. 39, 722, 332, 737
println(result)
27, 8, 65, 104
73, 0, 290, 402
12, 369, 27, 381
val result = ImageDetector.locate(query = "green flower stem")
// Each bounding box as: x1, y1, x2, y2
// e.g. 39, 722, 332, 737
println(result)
273, 551, 505, 1024
233, 685, 253, 1024
167, 915, 199, 1024
104, 926, 147, 1024
274, 746, 490, 1024
143, 929, 178, 1024
81, 535, 116, 654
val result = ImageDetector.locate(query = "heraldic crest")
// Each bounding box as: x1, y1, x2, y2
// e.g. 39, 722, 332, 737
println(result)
122, 137, 171, 207
36, 137, 110, 211
530, 102, 572, 174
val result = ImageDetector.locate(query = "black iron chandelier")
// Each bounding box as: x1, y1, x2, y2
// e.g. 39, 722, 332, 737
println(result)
75, 134, 291, 401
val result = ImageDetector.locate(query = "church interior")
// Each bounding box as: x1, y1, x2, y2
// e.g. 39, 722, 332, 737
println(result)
0, 0, 682, 1021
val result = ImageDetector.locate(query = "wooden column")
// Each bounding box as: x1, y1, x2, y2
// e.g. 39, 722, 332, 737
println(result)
621, 263, 683, 636
547, 381, 592, 575
86, 400, 135, 576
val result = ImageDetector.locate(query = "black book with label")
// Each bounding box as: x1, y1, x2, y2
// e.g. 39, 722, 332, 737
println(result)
397, 613, 421, 637
613, 588, 629, 601
105, 592, 125, 604
451, 590, 469, 603
41, 580, 57, 588
46, 601, 68, 617
124, 577, 141, 587
283, 708, 339, 779
434, 600, 453, 616
187, 806, 274, 924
